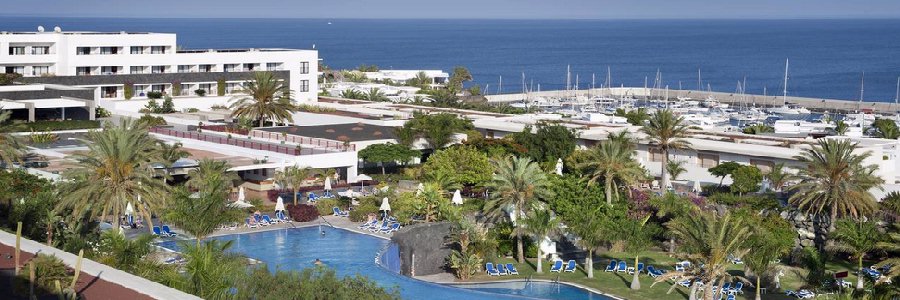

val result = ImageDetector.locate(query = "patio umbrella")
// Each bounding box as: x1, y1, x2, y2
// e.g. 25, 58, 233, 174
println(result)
125, 202, 134, 216
275, 196, 286, 212
229, 201, 254, 209
324, 177, 332, 191
357, 174, 373, 189
555, 158, 563, 175
379, 197, 391, 211
451, 189, 463, 205
238, 186, 246, 202
692, 180, 702, 193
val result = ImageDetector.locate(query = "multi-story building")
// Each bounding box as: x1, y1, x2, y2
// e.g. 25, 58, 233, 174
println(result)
0, 26, 318, 104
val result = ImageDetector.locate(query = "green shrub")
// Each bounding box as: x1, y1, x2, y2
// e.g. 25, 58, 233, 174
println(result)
28, 131, 58, 144
185, 108, 199, 113
146, 91, 163, 99
95, 107, 111, 118
137, 114, 167, 127
194, 89, 207, 97
14, 254, 72, 296
172, 82, 182, 96
210, 104, 228, 110
314, 198, 339, 216
216, 78, 226, 96
708, 192, 780, 210
349, 202, 379, 222
124, 82, 134, 100
1, 120, 102, 133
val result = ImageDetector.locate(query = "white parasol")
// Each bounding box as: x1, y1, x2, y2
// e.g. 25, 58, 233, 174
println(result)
238, 186, 246, 202
692, 180, 702, 193
452, 189, 463, 205
275, 196, 286, 212
555, 158, 563, 175
125, 202, 134, 216
379, 197, 391, 211
324, 177, 332, 191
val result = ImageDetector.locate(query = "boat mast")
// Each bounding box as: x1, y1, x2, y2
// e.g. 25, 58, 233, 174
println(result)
859, 72, 865, 111
782, 58, 789, 107
498, 75, 502, 95
606, 66, 612, 97
895, 76, 899, 111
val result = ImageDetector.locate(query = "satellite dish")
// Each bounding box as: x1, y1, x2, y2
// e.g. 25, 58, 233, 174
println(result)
37, 26, 45, 32
53, 26, 61, 33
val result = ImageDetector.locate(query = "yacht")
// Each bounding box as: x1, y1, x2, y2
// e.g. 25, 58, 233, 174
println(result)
767, 104, 811, 116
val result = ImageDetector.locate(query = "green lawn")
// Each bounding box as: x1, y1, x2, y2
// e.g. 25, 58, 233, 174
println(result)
461, 250, 853, 300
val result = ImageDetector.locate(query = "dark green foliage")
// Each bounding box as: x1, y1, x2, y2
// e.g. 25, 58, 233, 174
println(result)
146, 91, 163, 99
124, 82, 134, 99
511, 122, 579, 163
137, 114, 167, 127
14, 254, 71, 296
546, 174, 606, 225
872, 118, 900, 139
463, 136, 527, 158
349, 200, 379, 222
358, 143, 419, 174
0, 73, 23, 85
286, 204, 319, 222
422, 145, 492, 186
357, 64, 380, 72
0, 120, 101, 133
882, 191, 900, 216
95, 231, 156, 273
448, 66, 473, 93
239, 265, 400, 300
742, 124, 775, 134
194, 89, 207, 97
730, 165, 763, 194
707, 192, 780, 210
614, 108, 650, 126
708, 161, 741, 186
144, 96, 175, 114
217, 78, 226, 96
396, 112, 473, 149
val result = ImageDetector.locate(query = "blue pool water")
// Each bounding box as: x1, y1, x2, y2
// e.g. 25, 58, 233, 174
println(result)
451, 282, 611, 300
158, 226, 613, 300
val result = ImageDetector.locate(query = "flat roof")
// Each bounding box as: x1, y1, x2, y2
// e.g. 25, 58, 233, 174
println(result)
257, 123, 398, 142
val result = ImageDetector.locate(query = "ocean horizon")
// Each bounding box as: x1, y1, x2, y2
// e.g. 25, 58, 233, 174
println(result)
3, 16, 900, 102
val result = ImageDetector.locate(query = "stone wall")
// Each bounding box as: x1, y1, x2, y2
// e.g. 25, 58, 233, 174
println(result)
780, 210, 829, 248
390, 222, 453, 276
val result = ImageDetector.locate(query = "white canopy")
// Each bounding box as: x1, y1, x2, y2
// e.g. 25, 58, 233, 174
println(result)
125, 202, 134, 215
555, 158, 563, 175
275, 196, 286, 211
357, 174, 373, 181
229, 200, 254, 208
692, 180, 702, 193
324, 177, 332, 191
451, 189, 463, 205
379, 197, 391, 211
238, 186, 246, 202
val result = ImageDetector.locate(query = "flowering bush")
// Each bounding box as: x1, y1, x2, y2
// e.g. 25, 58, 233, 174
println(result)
286, 204, 319, 222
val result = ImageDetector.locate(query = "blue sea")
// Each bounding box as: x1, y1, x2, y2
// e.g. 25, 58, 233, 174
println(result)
3, 17, 900, 101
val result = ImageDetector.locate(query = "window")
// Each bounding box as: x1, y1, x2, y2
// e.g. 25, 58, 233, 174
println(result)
76, 67, 92, 76
180, 84, 193, 96
130, 66, 146, 74
31, 46, 50, 55
100, 47, 118, 55
31, 66, 49, 76
199, 83, 213, 93
226, 82, 240, 94
9, 47, 25, 55
177, 65, 193, 73
130, 46, 144, 54
244, 63, 258, 71
101, 86, 118, 99
649, 148, 665, 162
300, 62, 309, 74
5, 66, 24, 74
151, 84, 165, 93
151, 46, 166, 54
698, 153, 720, 168
750, 159, 774, 173
76, 47, 91, 55
224, 64, 238, 72
151, 66, 166, 74
199, 64, 214, 72
300, 80, 309, 92
134, 85, 147, 97
267, 63, 281, 71
101, 66, 120, 75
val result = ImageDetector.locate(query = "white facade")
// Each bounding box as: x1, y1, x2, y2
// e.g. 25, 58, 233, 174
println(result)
362, 70, 449, 85
0, 28, 318, 103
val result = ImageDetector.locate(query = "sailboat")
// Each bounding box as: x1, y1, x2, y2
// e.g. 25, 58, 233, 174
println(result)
767, 59, 811, 116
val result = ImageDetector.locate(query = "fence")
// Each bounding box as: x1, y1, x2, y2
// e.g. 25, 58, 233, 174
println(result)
199, 125, 250, 135
249, 130, 355, 152
150, 127, 337, 156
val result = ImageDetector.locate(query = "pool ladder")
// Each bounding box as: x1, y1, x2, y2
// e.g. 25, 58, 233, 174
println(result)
525, 275, 533, 289
554, 275, 561, 293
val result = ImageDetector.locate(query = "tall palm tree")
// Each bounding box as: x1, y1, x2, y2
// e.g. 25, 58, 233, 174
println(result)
656, 211, 749, 300
829, 218, 883, 290
876, 224, 900, 284
230, 71, 297, 127
485, 156, 553, 263
274, 165, 311, 206
57, 119, 169, 229
0, 110, 24, 165
179, 240, 246, 300
641, 109, 691, 189
571, 215, 609, 279
788, 139, 882, 247
186, 159, 239, 192
744, 215, 795, 300
623, 216, 656, 290
520, 209, 560, 273
582, 134, 644, 204
165, 185, 244, 245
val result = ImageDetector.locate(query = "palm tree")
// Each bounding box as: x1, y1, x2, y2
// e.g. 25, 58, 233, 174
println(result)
484, 156, 553, 263
656, 211, 749, 300
834, 120, 850, 136
179, 240, 246, 300
275, 165, 311, 206
788, 139, 882, 247
744, 215, 795, 300
520, 209, 560, 273
829, 218, 883, 289
666, 160, 687, 182
230, 71, 297, 127
641, 109, 692, 189
185, 159, 239, 192
876, 223, 900, 284
0, 110, 24, 165
651, 193, 694, 253
158, 141, 189, 166
366, 87, 389, 102
165, 184, 244, 245
765, 163, 789, 193
623, 216, 656, 290
582, 134, 644, 204
57, 119, 169, 229
571, 215, 608, 279
742, 124, 774, 135
95, 230, 156, 273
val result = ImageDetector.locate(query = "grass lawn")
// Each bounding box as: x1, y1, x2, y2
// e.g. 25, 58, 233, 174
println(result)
460, 250, 860, 300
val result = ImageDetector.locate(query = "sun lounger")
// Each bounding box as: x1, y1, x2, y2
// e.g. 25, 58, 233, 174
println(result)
332, 207, 349, 217
497, 263, 509, 275
605, 260, 617, 272
358, 220, 377, 229
371, 221, 388, 232
245, 218, 258, 228
727, 282, 743, 294
616, 261, 628, 273
152, 226, 164, 236
263, 215, 278, 224
628, 262, 644, 275
786, 289, 815, 299
549, 260, 563, 273
678, 279, 693, 288
486, 263, 500, 276
725, 295, 735, 300
381, 223, 400, 234
162, 225, 177, 237
563, 260, 576, 272
253, 214, 269, 226
506, 263, 519, 275
276, 211, 291, 222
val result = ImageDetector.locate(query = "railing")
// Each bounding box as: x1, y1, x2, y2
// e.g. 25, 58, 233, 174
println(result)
150, 127, 337, 156
199, 125, 249, 135
249, 129, 355, 152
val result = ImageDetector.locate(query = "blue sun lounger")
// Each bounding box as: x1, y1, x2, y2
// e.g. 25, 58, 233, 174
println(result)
563, 260, 577, 272
497, 263, 509, 275
485, 263, 500, 276
262, 215, 278, 224
616, 261, 628, 272
506, 263, 519, 275
152, 226, 164, 236
549, 260, 564, 273
332, 207, 348, 217
245, 218, 258, 228
605, 260, 617, 272
162, 225, 177, 237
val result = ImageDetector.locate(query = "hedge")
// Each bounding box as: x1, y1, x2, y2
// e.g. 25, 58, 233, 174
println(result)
286, 204, 319, 222
3, 120, 101, 133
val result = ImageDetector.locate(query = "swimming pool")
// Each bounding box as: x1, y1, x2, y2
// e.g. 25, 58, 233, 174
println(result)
450, 281, 613, 300
158, 226, 614, 300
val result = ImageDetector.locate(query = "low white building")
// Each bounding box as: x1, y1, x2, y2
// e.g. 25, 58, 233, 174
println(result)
0, 26, 319, 104
362, 70, 449, 86
0, 83, 96, 121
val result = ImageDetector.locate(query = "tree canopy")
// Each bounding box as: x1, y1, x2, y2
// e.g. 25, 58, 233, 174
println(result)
396, 112, 473, 149
511, 122, 579, 164
730, 165, 763, 195
358, 143, 419, 174
422, 145, 492, 186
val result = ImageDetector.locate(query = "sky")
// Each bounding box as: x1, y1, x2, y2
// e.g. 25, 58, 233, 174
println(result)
4, 0, 900, 19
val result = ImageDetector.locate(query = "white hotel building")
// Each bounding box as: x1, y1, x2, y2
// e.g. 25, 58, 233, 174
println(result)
0, 27, 318, 120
